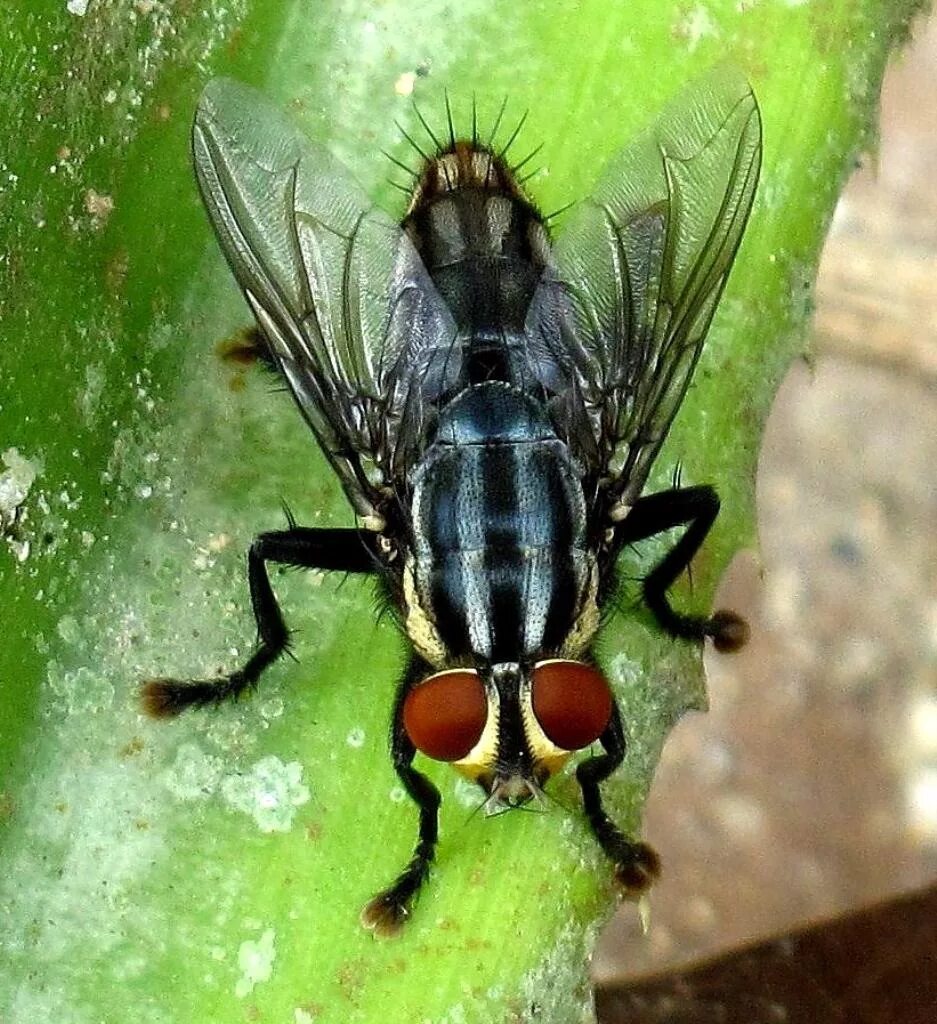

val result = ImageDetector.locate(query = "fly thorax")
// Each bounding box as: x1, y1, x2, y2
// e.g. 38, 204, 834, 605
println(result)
408, 383, 593, 664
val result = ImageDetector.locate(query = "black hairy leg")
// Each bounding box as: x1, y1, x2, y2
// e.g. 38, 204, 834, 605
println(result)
576, 703, 660, 895
361, 666, 441, 936
142, 526, 378, 717
614, 484, 749, 653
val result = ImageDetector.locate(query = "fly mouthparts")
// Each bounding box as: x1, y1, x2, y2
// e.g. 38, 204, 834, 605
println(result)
484, 776, 547, 815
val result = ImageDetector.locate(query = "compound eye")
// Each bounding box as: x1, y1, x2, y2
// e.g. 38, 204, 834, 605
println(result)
402, 669, 487, 762
531, 660, 613, 751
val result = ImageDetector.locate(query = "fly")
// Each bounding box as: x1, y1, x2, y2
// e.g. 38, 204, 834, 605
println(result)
142, 69, 761, 935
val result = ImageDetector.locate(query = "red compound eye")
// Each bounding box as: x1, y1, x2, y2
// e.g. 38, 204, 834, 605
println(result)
402, 669, 488, 762
531, 660, 612, 751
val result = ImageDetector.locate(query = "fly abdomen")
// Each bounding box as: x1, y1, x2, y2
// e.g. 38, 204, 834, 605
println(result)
409, 382, 592, 663
402, 141, 551, 333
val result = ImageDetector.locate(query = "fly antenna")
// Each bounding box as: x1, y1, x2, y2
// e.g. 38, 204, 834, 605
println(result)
524, 778, 549, 813
412, 100, 443, 154
395, 120, 431, 163
511, 802, 545, 816
532, 779, 572, 815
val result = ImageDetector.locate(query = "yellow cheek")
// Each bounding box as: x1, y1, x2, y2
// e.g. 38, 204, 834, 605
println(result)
520, 681, 574, 780
534, 748, 572, 779
451, 760, 491, 786
452, 690, 500, 784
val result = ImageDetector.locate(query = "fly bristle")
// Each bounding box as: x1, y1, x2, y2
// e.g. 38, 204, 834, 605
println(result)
511, 142, 543, 176
499, 108, 529, 160
395, 120, 431, 163
542, 201, 576, 224
487, 96, 509, 149
383, 149, 419, 180
390, 95, 547, 226
412, 101, 443, 154
444, 90, 456, 150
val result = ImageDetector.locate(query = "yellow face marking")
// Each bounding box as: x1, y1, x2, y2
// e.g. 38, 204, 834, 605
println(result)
520, 675, 572, 779
452, 684, 500, 785
450, 669, 576, 788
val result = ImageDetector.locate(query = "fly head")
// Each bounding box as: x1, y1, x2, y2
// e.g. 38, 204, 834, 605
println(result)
401, 658, 615, 809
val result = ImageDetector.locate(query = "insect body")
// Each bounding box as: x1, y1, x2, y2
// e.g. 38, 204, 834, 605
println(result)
143, 70, 761, 934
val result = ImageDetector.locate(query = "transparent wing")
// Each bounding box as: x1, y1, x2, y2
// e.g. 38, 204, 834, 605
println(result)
532, 66, 762, 507
192, 78, 459, 520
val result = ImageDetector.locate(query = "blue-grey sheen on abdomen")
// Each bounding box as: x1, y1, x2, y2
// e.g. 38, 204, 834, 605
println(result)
410, 382, 589, 663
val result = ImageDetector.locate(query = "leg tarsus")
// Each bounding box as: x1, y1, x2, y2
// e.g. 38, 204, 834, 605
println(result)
360, 825, 438, 937
362, 690, 441, 935
708, 608, 750, 652
142, 634, 281, 718
576, 705, 660, 898
614, 484, 749, 652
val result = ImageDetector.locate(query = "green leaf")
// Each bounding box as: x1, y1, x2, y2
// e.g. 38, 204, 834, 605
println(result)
0, 1, 923, 1022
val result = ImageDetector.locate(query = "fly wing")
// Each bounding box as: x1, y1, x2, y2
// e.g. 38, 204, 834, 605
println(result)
192, 78, 459, 520
533, 67, 761, 507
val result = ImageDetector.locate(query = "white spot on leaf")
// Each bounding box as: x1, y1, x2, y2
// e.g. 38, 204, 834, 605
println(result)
1, 447, 42, 561
234, 927, 276, 998
221, 755, 310, 832
162, 743, 223, 800
394, 71, 417, 96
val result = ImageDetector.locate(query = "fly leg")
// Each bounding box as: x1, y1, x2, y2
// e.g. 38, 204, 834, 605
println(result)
576, 703, 660, 895
361, 701, 440, 936
615, 484, 749, 652
142, 526, 378, 717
